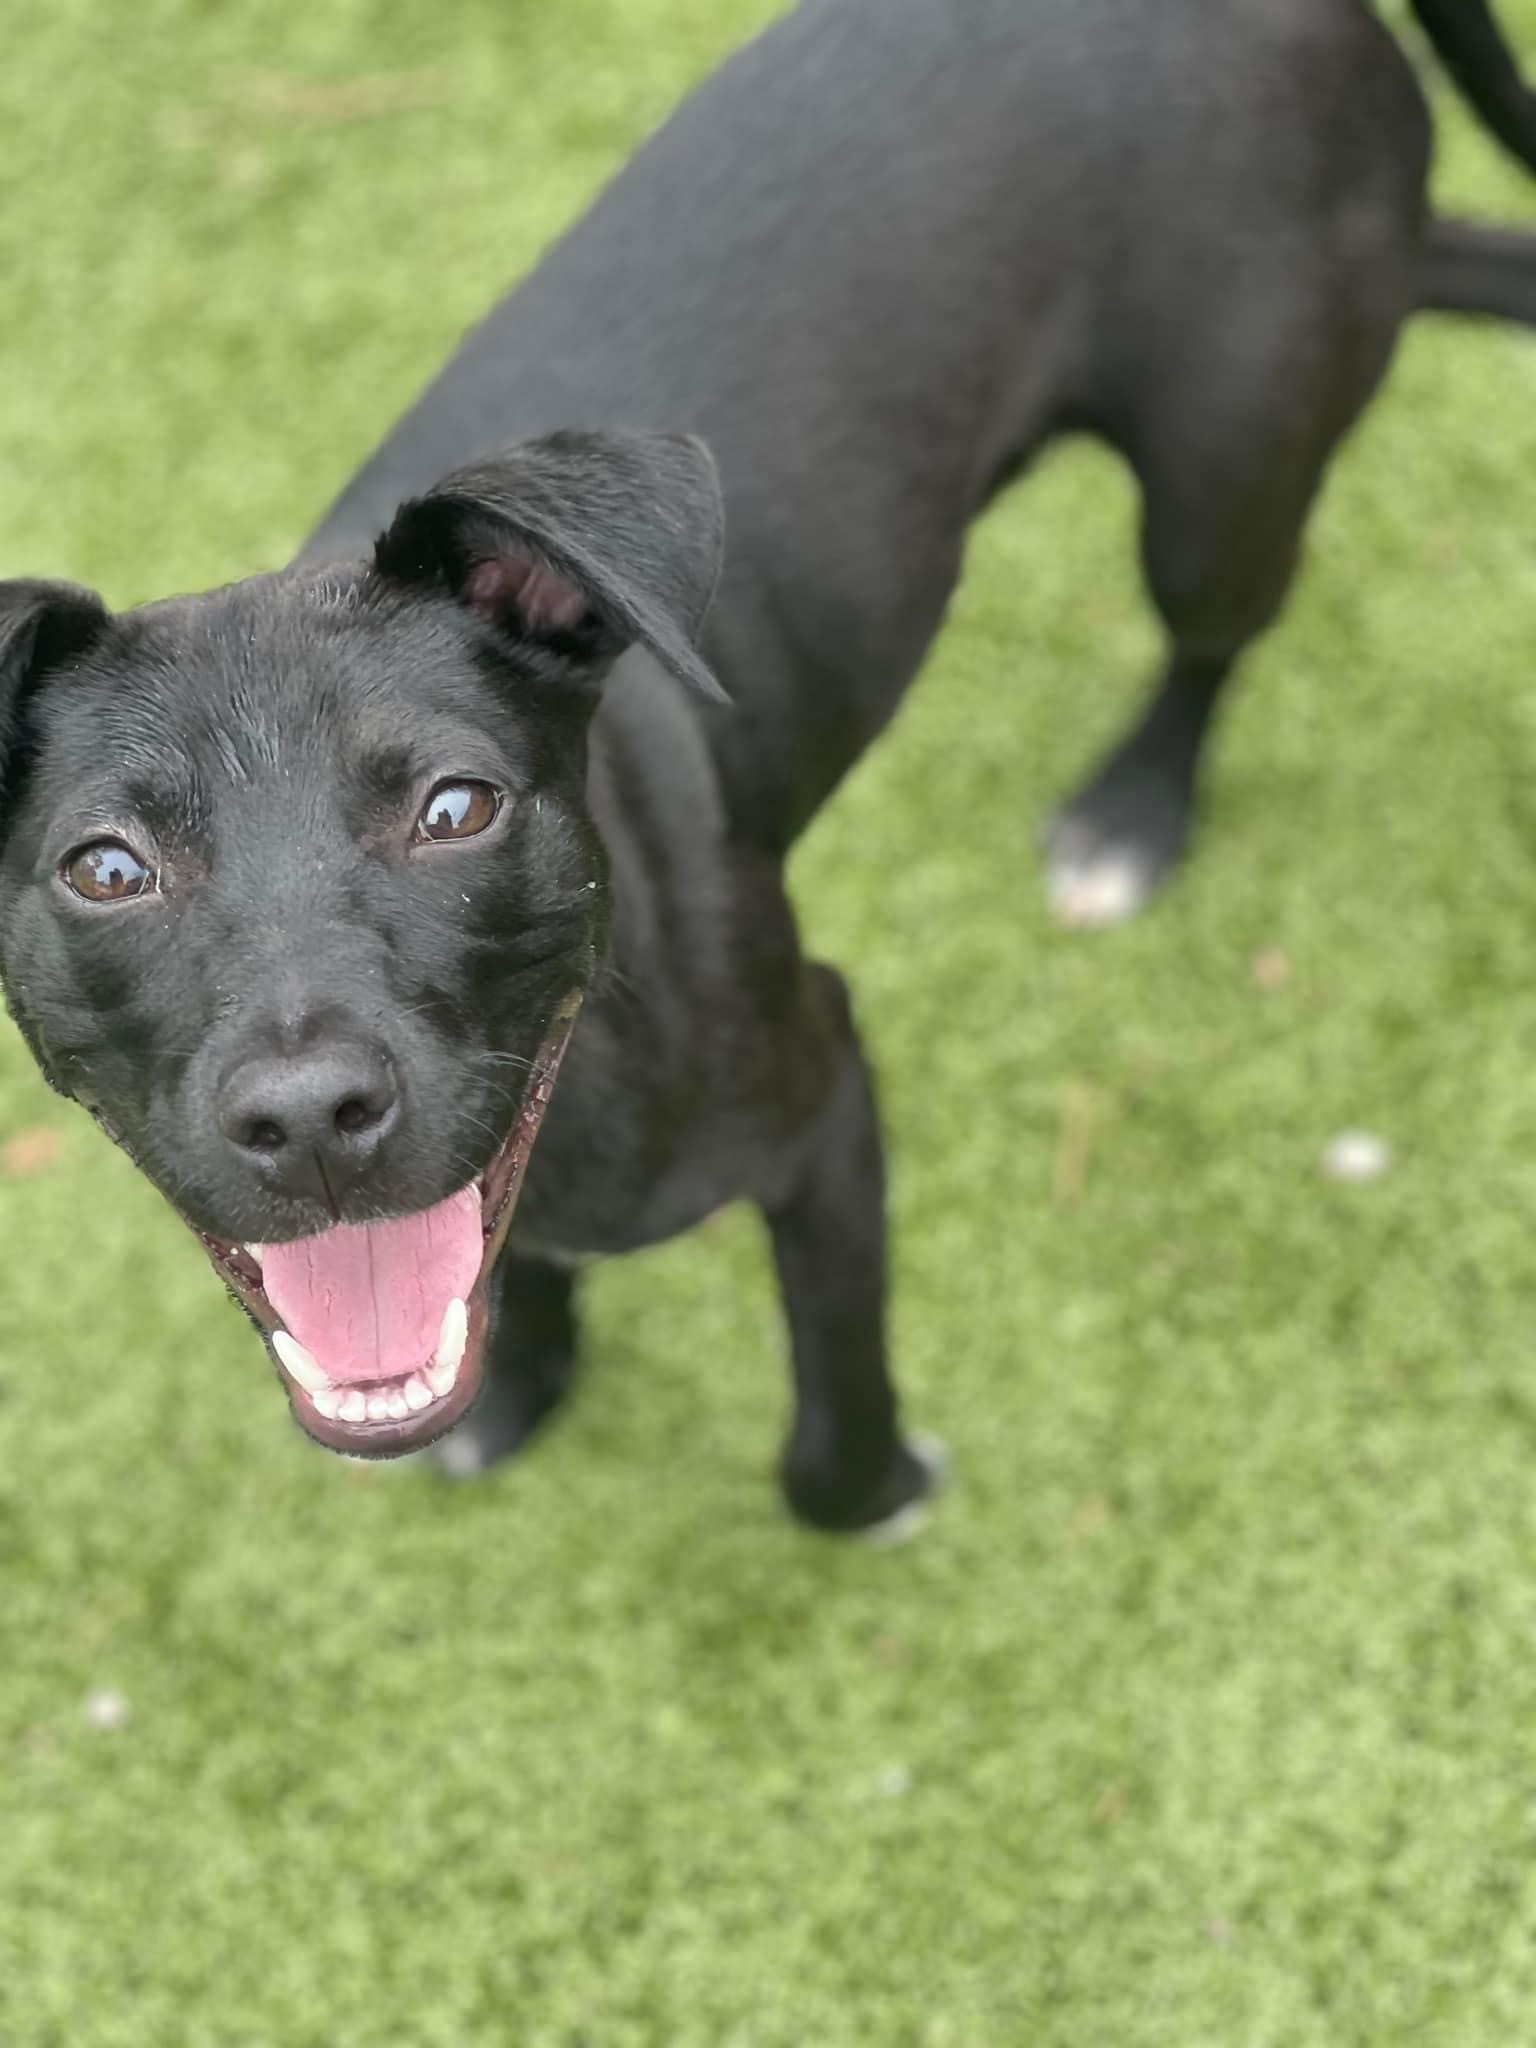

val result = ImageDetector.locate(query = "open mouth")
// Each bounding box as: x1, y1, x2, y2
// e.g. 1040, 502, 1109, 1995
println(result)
196, 994, 581, 1458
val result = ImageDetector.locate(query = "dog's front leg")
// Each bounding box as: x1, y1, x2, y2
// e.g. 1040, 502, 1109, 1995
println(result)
765, 965, 941, 1539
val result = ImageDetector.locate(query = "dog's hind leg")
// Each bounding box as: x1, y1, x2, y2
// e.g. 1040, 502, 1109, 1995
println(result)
1045, 275, 1411, 928
763, 963, 940, 1537
434, 1252, 579, 1478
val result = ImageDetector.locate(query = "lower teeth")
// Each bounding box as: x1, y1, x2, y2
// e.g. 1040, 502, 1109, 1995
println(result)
302, 1370, 451, 1423
276, 1328, 465, 1424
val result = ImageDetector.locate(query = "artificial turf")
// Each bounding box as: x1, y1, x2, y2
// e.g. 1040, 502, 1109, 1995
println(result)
3, 1, 1536, 2041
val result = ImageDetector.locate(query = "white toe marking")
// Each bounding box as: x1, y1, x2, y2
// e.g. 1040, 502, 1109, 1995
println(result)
1048, 850, 1154, 929
862, 1498, 932, 1549
433, 1430, 488, 1479
910, 1431, 950, 1483
860, 1432, 949, 1549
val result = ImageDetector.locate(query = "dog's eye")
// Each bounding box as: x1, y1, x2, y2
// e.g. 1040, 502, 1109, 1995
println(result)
414, 780, 501, 843
62, 840, 156, 904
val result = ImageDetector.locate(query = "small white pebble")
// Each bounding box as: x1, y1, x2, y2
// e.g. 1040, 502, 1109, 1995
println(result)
85, 1688, 130, 1731
1321, 1131, 1392, 1183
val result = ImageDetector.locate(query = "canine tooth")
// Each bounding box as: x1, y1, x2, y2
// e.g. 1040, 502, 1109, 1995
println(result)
404, 1376, 433, 1412
426, 1355, 460, 1399
310, 1387, 342, 1420
435, 1298, 468, 1375
243, 1243, 266, 1264
272, 1330, 329, 1395
339, 1390, 367, 1423
385, 1390, 409, 1420
366, 1394, 390, 1422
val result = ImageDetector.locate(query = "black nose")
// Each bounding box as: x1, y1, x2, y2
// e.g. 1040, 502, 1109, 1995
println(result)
218, 1042, 400, 1195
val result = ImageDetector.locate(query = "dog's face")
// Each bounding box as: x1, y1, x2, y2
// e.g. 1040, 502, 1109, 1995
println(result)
0, 430, 722, 1457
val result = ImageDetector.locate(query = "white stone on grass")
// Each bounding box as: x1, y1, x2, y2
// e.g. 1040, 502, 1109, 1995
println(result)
1321, 1131, 1392, 1183
85, 1688, 130, 1731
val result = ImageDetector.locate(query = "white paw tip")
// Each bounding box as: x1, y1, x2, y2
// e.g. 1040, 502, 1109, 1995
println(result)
860, 1432, 949, 1548
861, 1497, 932, 1549
910, 1431, 950, 1483
1048, 850, 1153, 929
433, 1430, 490, 1480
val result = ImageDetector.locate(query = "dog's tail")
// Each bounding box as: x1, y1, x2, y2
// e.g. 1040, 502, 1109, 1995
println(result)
1409, 0, 1536, 173
1419, 215, 1536, 323
1406, 5, 1536, 328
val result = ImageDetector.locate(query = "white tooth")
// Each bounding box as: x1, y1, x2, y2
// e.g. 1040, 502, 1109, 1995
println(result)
435, 1298, 468, 1375
426, 1355, 460, 1399
404, 1376, 433, 1412
272, 1330, 329, 1395
366, 1394, 389, 1422
310, 1387, 342, 1420
339, 1390, 367, 1423
385, 1391, 409, 1420
244, 1244, 266, 1264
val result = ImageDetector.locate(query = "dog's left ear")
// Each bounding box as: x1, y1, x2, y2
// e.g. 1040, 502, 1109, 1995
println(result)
372, 430, 726, 702
0, 579, 113, 792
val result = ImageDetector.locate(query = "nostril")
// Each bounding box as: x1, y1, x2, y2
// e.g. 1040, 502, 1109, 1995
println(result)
245, 1118, 287, 1154
334, 1094, 385, 1139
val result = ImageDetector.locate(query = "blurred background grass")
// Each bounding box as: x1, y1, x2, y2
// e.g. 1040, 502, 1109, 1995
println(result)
3, 2, 1536, 2042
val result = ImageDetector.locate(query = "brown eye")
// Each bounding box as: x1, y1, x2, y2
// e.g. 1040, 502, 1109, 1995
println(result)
414, 780, 501, 844
63, 840, 155, 904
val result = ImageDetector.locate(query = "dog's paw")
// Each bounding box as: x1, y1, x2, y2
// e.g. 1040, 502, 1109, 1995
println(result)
781, 1429, 947, 1537
431, 1423, 507, 1481
1046, 839, 1162, 929
860, 1433, 949, 1547
1045, 775, 1192, 929
430, 1345, 573, 1481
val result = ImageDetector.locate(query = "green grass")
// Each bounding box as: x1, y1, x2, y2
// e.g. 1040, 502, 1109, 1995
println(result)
3, 2, 1536, 2041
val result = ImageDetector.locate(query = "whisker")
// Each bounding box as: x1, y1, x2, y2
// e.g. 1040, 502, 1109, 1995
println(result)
455, 1110, 510, 1145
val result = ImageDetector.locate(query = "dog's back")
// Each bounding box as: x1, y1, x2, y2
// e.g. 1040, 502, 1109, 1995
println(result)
307, 0, 1431, 847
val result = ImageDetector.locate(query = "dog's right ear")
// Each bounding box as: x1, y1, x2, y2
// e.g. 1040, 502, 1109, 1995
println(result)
0, 579, 112, 787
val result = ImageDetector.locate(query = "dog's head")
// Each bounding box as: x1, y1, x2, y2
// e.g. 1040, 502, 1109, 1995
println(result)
0, 430, 723, 1456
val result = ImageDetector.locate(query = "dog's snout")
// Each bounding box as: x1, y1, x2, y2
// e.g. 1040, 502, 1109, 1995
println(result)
219, 1042, 400, 1194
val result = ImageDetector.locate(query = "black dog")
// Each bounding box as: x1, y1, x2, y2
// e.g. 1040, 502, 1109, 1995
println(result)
1, 0, 1533, 1534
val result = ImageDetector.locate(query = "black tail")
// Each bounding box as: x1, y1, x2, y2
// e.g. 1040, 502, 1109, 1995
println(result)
1420, 215, 1536, 323
1409, 0, 1536, 172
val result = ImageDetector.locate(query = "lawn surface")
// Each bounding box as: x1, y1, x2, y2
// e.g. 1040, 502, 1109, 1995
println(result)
4, 3, 1536, 2043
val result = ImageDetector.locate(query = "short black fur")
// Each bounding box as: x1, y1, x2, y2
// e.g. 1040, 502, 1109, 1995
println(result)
1, 0, 1534, 1525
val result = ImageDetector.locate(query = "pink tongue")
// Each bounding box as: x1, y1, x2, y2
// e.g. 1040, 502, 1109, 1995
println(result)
259, 1186, 483, 1385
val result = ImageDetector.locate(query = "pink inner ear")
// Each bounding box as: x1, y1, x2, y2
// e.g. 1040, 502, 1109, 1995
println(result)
465, 552, 589, 634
